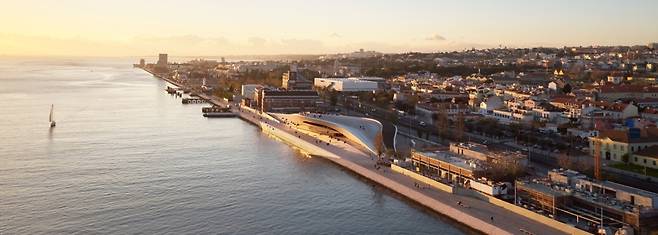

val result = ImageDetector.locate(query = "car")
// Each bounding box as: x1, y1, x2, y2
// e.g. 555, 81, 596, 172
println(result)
419, 121, 426, 126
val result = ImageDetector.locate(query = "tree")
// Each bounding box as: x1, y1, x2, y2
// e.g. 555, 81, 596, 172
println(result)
374, 132, 385, 158
478, 160, 526, 182
455, 109, 465, 142
622, 153, 630, 164
558, 153, 572, 169
434, 104, 449, 142
329, 90, 338, 106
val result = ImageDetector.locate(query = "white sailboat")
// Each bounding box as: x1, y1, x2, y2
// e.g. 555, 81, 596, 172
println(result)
49, 104, 56, 127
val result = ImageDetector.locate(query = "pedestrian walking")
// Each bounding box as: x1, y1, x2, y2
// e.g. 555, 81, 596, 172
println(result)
490, 216, 494, 223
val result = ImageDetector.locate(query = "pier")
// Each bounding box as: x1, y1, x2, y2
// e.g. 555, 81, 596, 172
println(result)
140, 67, 230, 108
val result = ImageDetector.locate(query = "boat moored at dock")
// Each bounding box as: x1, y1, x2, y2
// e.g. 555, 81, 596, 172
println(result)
202, 106, 236, 118
182, 97, 205, 104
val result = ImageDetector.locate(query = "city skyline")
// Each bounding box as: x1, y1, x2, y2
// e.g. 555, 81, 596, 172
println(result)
3, 1, 658, 234
1, 0, 658, 56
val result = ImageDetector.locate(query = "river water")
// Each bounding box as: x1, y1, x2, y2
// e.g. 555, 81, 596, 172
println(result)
0, 57, 471, 234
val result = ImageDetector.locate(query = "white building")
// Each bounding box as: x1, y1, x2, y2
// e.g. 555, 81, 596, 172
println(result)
314, 77, 379, 92
479, 96, 504, 114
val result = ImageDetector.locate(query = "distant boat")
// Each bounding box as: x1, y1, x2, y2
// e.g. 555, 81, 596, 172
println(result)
49, 104, 56, 127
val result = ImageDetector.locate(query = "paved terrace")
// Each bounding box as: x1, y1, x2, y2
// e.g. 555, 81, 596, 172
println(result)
237, 107, 568, 235
271, 113, 383, 156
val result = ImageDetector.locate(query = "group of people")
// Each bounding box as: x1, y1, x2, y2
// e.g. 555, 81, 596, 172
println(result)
413, 182, 429, 189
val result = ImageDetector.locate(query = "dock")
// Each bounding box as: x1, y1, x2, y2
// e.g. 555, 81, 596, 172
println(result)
140, 67, 230, 108
182, 98, 205, 104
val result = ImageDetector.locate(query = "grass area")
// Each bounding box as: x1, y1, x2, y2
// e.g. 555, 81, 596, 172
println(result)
609, 163, 658, 178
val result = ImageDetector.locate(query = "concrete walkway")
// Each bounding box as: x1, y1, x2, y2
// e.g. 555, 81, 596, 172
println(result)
238, 107, 569, 235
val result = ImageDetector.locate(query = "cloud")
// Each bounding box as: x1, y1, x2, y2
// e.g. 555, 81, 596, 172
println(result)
426, 33, 447, 41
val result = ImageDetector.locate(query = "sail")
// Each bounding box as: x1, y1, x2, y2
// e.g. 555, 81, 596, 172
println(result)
49, 104, 54, 122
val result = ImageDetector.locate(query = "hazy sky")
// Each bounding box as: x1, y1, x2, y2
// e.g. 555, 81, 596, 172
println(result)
1, 0, 657, 56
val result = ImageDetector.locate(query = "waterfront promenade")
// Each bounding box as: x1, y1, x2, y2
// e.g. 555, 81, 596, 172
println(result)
237, 106, 570, 235
141, 68, 576, 235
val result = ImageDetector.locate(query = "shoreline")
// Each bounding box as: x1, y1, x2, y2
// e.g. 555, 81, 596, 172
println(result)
140, 67, 587, 235
238, 106, 553, 235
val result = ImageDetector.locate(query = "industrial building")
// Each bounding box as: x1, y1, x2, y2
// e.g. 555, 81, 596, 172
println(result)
411, 149, 481, 184
515, 169, 658, 234
313, 77, 379, 92
450, 142, 528, 167
411, 149, 510, 196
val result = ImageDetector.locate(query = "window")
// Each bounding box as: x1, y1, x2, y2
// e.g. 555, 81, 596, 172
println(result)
635, 157, 638, 162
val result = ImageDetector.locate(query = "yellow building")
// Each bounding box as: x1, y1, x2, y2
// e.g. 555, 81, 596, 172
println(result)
588, 128, 658, 162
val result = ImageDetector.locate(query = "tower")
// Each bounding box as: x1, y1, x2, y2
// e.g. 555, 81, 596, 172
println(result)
157, 54, 168, 67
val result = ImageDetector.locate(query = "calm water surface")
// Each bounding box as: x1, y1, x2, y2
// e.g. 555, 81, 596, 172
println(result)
0, 58, 472, 234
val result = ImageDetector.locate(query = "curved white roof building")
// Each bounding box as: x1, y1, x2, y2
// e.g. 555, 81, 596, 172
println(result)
272, 113, 384, 156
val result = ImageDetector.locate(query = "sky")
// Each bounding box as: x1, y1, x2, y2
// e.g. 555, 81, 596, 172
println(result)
1, 0, 657, 56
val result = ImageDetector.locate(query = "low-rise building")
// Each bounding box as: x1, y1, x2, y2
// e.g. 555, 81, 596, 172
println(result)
632, 145, 658, 169
411, 149, 483, 185
599, 84, 658, 102
450, 142, 528, 166
414, 102, 470, 125
313, 77, 379, 92
241, 84, 263, 99
255, 89, 323, 113
282, 70, 312, 90
518, 169, 658, 234
588, 128, 658, 162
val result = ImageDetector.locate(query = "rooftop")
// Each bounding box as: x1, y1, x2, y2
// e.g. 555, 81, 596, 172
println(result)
416, 150, 481, 172
594, 128, 658, 143
600, 84, 658, 93
634, 145, 658, 159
